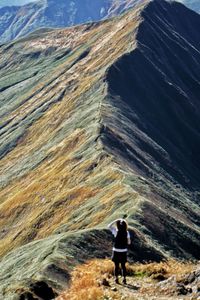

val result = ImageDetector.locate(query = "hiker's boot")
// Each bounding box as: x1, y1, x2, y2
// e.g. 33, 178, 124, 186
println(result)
115, 277, 119, 284
123, 278, 127, 284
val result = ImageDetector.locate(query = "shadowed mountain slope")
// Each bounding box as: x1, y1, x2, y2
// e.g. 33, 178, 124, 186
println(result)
0, 0, 200, 298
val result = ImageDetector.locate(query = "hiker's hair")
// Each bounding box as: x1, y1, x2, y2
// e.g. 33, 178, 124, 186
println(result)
116, 220, 127, 232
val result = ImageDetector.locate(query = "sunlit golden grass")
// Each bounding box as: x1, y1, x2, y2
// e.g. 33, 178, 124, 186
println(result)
0, 129, 132, 257
56, 258, 197, 300
0, 1, 145, 260
88, 19, 139, 72
126, 259, 195, 280
0, 84, 136, 253
56, 259, 120, 300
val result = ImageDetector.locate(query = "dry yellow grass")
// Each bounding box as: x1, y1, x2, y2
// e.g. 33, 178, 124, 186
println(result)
0, 0, 146, 258
56, 259, 197, 300
56, 259, 120, 300
127, 259, 195, 279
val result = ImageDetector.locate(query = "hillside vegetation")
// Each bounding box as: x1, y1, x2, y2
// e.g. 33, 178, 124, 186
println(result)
0, 0, 199, 44
56, 259, 200, 300
0, 0, 200, 299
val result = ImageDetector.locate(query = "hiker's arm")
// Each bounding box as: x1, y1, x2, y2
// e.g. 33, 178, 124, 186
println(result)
107, 219, 119, 234
107, 219, 118, 230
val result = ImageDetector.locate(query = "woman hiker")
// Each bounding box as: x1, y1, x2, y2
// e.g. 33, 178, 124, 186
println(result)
108, 218, 131, 284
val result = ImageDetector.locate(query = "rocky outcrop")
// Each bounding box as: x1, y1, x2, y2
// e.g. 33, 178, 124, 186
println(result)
156, 265, 200, 298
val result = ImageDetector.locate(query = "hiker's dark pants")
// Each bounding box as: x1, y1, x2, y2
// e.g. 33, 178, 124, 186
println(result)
112, 251, 127, 278
114, 261, 126, 278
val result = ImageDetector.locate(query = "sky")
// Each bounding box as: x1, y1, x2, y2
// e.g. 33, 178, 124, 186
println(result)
0, 0, 38, 7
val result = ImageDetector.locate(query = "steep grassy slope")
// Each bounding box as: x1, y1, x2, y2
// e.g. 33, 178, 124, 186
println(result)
104, 0, 200, 257
0, 0, 200, 299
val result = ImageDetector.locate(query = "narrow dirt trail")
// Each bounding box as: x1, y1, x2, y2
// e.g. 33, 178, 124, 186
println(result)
103, 276, 196, 300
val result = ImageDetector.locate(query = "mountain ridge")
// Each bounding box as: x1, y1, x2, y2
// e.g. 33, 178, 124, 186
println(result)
0, 0, 200, 298
0, 0, 139, 43
0, 0, 200, 44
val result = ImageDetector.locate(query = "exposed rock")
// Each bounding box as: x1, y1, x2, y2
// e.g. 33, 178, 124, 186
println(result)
19, 292, 38, 300
156, 265, 200, 298
177, 283, 191, 295
30, 281, 57, 300
151, 273, 167, 281
101, 278, 110, 287
183, 272, 197, 285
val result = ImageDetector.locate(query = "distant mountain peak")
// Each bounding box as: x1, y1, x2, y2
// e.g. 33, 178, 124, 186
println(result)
0, 0, 200, 299
0, 0, 199, 44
